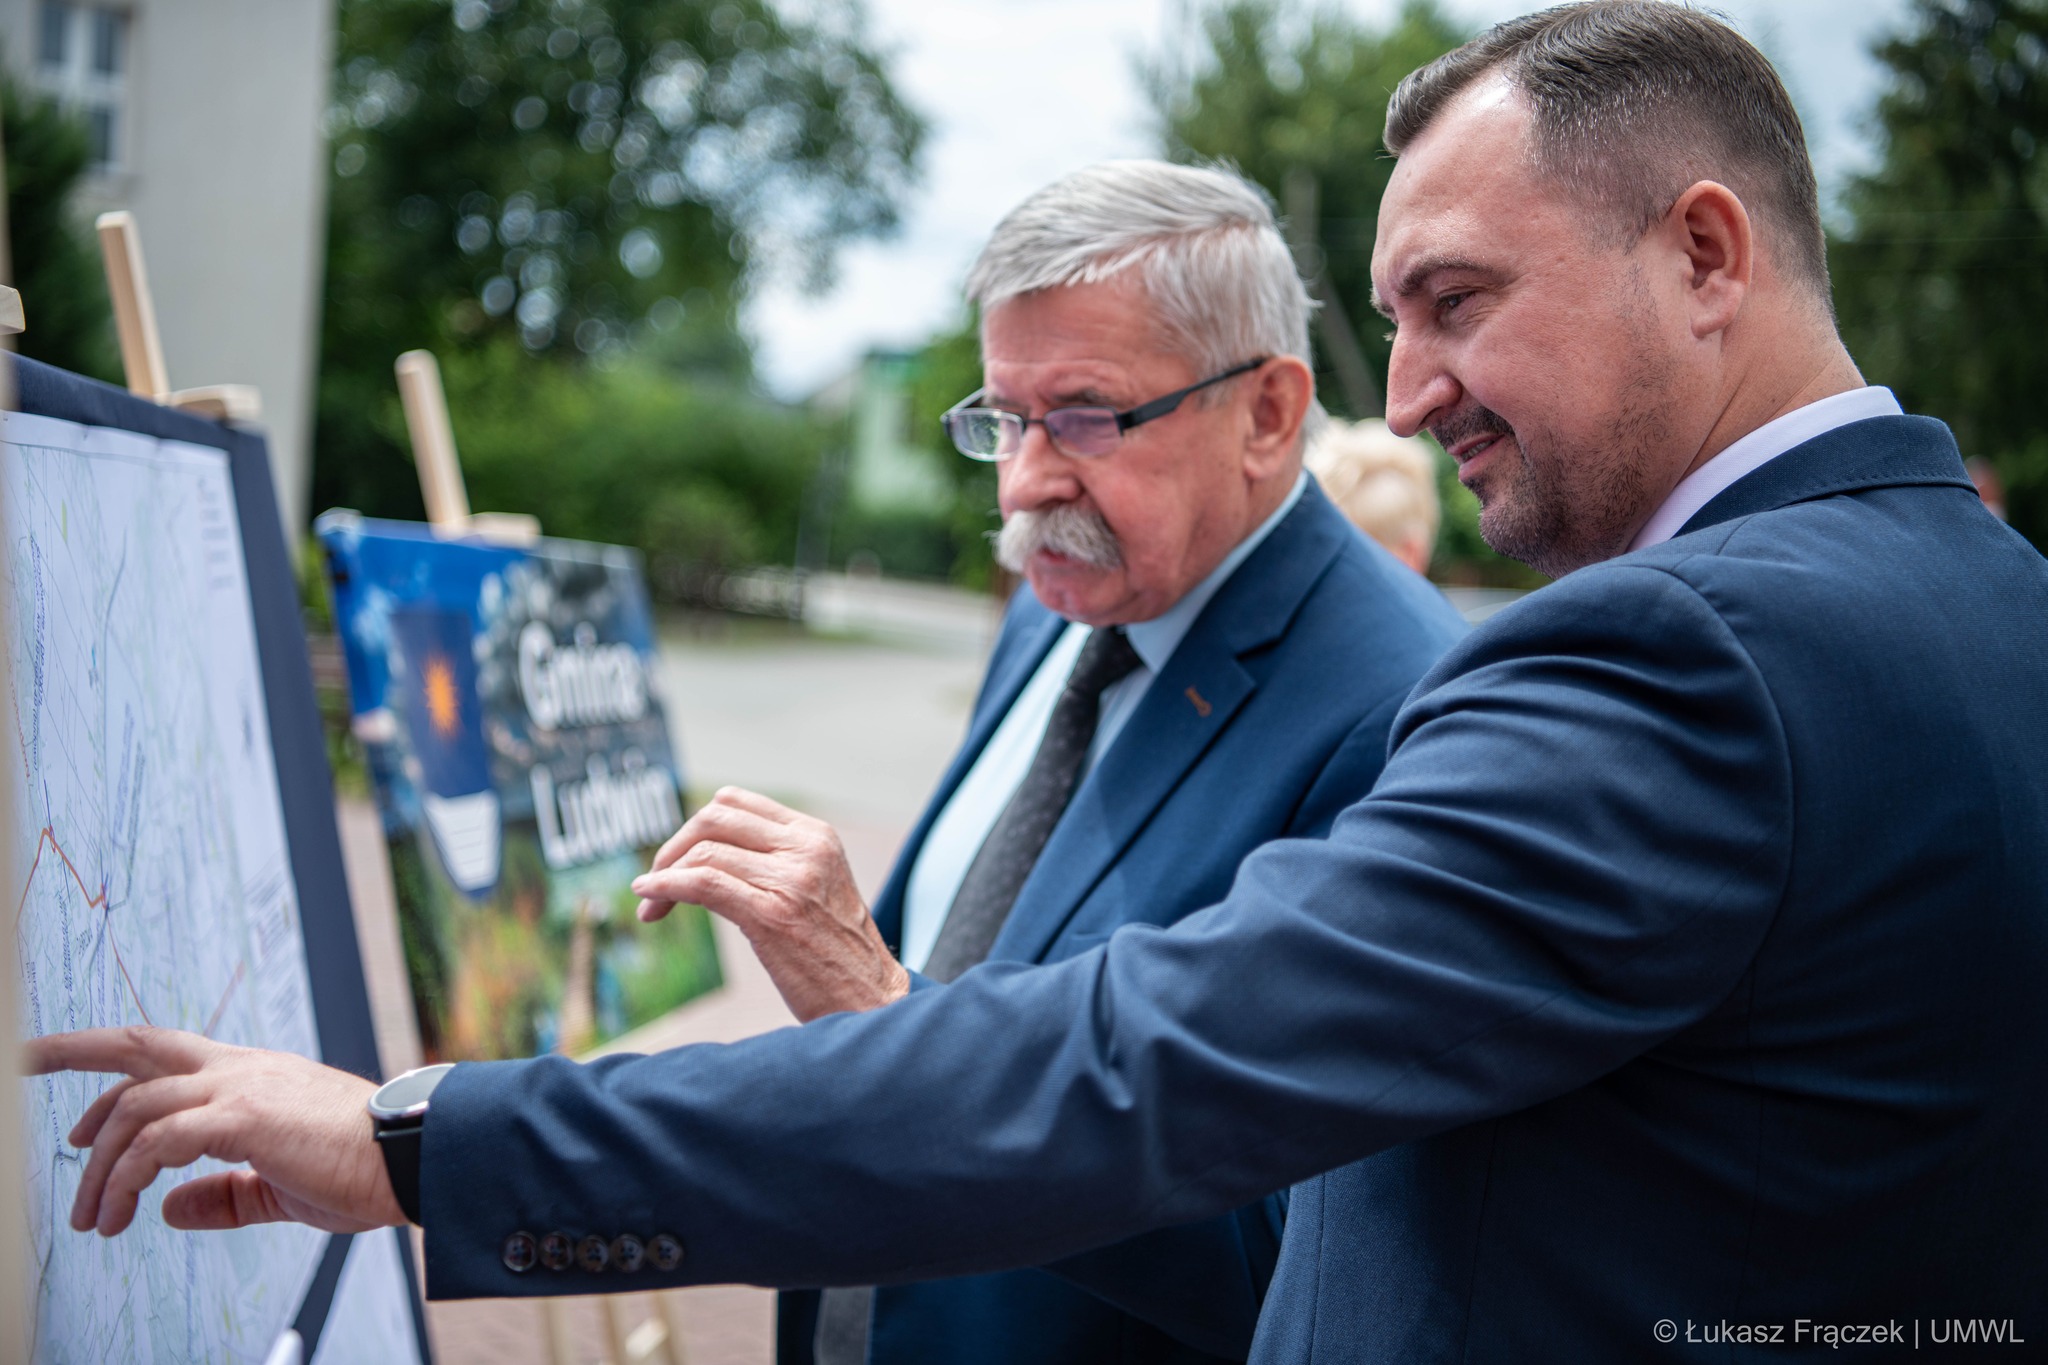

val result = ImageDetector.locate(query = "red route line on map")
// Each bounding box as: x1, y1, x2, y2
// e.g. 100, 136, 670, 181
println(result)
5, 683, 166, 1028
202, 958, 245, 1038
9, 660, 246, 1038
15, 822, 249, 1038
12, 823, 154, 1026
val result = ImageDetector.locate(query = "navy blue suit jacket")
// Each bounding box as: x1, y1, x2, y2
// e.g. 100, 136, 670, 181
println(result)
423, 417, 2048, 1362
790, 482, 1467, 1363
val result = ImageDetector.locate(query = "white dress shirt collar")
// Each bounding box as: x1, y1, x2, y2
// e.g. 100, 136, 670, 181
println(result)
1122, 470, 1308, 673
1629, 386, 1903, 552
894, 469, 1308, 973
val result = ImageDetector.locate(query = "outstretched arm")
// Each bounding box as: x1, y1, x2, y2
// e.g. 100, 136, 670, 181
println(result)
411, 565, 1790, 1296
29, 567, 1790, 1307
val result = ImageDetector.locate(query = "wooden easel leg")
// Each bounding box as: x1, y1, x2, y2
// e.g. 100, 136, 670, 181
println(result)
93, 211, 258, 420
542, 1297, 576, 1365
653, 1291, 689, 1365
599, 1293, 684, 1365
600, 1296, 631, 1364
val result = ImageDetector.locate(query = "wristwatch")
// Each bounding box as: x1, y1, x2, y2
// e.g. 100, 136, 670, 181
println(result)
367, 1062, 455, 1225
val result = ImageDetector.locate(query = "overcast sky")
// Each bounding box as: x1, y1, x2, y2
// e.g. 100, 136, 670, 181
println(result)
743, 0, 1914, 399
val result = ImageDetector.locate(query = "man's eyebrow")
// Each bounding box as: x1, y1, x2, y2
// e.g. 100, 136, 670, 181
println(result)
984, 379, 1120, 410
1380, 255, 1503, 308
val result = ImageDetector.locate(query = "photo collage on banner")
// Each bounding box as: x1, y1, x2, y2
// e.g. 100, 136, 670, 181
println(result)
318, 515, 720, 1062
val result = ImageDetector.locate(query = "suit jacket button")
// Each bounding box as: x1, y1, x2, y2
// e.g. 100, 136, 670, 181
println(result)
502, 1231, 538, 1274
611, 1234, 645, 1273
538, 1232, 573, 1271
648, 1233, 685, 1271
577, 1234, 610, 1273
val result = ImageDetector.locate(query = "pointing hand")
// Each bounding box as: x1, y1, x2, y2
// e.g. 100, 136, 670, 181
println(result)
23, 1026, 404, 1237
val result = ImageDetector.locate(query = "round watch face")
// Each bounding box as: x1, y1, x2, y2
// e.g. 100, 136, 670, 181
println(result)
369, 1062, 457, 1121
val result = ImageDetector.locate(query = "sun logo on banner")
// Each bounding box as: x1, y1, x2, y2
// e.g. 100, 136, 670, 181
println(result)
423, 655, 463, 738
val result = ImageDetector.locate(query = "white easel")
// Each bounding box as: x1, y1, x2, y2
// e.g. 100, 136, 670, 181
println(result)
95, 210, 261, 422
393, 349, 539, 544
393, 350, 685, 1365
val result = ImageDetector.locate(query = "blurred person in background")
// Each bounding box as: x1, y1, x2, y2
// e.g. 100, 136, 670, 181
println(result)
1967, 454, 2009, 520
1304, 418, 1442, 573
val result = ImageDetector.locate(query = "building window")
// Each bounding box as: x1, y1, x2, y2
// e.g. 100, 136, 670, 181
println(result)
90, 6, 120, 75
86, 105, 114, 164
35, 3, 128, 172
38, 1, 68, 67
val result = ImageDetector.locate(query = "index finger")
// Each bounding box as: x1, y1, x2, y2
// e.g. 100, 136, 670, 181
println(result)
646, 787, 795, 874
646, 803, 721, 876
22, 1026, 217, 1081
706, 786, 803, 823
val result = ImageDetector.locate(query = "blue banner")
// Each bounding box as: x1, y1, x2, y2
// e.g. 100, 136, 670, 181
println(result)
318, 512, 719, 1061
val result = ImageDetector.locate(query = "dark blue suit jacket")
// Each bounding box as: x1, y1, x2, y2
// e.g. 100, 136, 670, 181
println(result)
786, 482, 1467, 1363
423, 416, 2048, 1362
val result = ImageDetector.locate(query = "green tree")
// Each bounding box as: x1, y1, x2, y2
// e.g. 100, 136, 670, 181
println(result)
1, 76, 119, 383
1147, 0, 1463, 419
900, 316, 999, 588
1831, 0, 2048, 550
314, 0, 925, 522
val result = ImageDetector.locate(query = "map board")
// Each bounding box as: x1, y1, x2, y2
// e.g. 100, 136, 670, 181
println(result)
7, 357, 430, 1363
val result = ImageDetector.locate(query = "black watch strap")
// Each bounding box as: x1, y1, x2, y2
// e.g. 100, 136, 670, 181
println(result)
374, 1120, 425, 1225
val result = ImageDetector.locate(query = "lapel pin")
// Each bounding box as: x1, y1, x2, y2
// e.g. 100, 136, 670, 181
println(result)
1184, 685, 1213, 718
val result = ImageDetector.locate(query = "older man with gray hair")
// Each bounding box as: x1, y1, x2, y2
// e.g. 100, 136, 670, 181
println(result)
637, 158, 1467, 1365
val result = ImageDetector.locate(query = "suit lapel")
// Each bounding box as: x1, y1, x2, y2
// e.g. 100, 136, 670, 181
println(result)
991, 486, 1353, 965
1679, 414, 1973, 538
870, 602, 1067, 949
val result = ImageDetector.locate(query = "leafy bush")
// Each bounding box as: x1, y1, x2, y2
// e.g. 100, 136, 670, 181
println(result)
0, 73, 119, 383
331, 341, 827, 590
901, 317, 1001, 588
642, 481, 764, 575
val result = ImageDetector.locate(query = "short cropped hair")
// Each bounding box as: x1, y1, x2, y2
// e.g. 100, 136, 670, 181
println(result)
1307, 420, 1441, 566
1385, 1, 1829, 299
965, 160, 1315, 380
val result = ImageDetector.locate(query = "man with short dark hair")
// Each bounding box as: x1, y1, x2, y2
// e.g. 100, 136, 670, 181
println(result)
32, 4, 2048, 1360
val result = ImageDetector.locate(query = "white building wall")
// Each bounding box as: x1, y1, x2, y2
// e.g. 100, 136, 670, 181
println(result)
1, 0, 333, 536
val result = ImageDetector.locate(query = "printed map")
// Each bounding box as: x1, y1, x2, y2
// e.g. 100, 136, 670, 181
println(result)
8, 411, 325, 1363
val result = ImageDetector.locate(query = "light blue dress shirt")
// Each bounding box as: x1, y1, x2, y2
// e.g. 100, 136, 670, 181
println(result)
1628, 386, 1903, 550
898, 473, 1309, 972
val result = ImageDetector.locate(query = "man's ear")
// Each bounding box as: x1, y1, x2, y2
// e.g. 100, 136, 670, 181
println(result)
1243, 355, 1315, 479
1664, 180, 1752, 340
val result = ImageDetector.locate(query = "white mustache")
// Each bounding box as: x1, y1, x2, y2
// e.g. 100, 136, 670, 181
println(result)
994, 504, 1123, 572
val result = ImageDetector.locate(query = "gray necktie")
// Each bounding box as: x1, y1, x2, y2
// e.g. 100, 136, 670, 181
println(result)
922, 626, 1144, 983
815, 628, 1145, 1365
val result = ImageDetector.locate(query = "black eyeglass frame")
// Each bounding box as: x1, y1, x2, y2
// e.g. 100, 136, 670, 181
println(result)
941, 356, 1270, 462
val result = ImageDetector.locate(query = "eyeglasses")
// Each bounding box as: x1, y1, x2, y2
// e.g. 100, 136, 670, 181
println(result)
941, 357, 1269, 462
